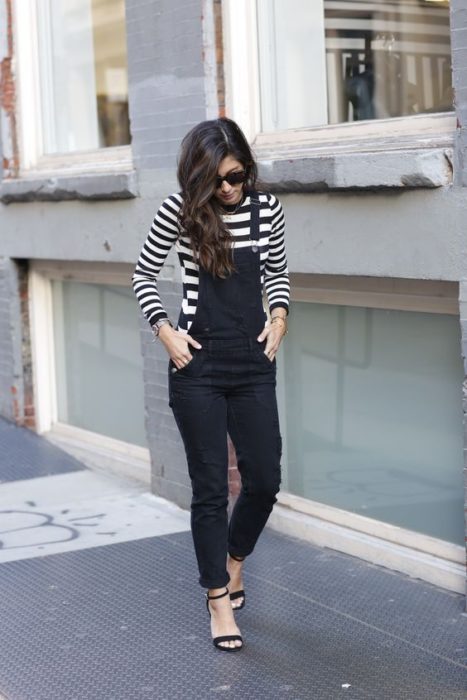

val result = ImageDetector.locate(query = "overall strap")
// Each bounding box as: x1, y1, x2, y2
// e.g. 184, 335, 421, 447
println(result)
249, 190, 260, 244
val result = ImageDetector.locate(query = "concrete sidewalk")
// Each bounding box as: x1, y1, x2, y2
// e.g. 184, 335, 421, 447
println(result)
0, 417, 466, 700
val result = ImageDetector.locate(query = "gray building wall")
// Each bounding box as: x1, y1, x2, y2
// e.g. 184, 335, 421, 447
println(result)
0, 2, 466, 568
451, 0, 467, 577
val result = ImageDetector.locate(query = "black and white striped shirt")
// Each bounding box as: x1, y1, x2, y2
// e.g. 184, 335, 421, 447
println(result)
132, 191, 290, 333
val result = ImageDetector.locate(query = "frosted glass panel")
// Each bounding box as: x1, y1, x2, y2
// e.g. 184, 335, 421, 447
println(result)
278, 302, 464, 545
52, 281, 146, 447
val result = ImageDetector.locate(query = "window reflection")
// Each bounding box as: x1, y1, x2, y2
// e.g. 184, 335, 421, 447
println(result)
256, 0, 453, 131
92, 0, 130, 147
39, 0, 130, 154
325, 0, 453, 123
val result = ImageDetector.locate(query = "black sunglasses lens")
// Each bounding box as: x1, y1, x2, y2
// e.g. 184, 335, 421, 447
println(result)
228, 171, 247, 185
216, 170, 247, 188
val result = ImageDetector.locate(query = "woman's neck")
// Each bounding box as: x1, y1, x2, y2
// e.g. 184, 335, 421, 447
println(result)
219, 191, 247, 214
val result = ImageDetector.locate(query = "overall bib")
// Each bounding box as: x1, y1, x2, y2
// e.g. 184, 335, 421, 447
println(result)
168, 192, 283, 589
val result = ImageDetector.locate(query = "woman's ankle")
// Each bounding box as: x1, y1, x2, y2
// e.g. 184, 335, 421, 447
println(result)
228, 552, 245, 562
207, 586, 228, 597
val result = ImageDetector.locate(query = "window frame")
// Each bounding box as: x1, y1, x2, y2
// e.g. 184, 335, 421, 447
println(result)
288, 273, 459, 315
13, 0, 132, 176
222, 0, 457, 155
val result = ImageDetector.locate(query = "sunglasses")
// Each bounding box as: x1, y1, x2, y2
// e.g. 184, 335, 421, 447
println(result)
215, 170, 247, 189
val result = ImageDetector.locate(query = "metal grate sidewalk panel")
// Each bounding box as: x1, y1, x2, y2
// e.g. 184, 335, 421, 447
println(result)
0, 418, 86, 484
0, 528, 465, 700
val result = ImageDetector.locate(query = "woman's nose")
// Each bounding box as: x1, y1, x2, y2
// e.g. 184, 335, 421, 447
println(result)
220, 179, 232, 193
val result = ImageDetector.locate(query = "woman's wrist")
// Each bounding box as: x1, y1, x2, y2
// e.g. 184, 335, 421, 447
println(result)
151, 320, 174, 345
157, 322, 175, 342
270, 315, 288, 335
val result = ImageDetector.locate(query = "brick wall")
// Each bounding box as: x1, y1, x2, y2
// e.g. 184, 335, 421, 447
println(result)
0, 3, 28, 428
0, 258, 24, 423
18, 260, 35, 429
0, 0, 19, 178
125, 0, 208, 172
213, 0, 225, 117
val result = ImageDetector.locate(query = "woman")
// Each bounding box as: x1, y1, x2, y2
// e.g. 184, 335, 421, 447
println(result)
132, 117, 289, 652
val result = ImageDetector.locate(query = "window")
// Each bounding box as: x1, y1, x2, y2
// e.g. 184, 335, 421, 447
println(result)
15, 0, 130, 169
51, 280, 146, 447
29, 263, 147, 449
256, 0, 453, 132
276, 292, 464, 546
39, 0, 130, 153
223, 0, 454, 144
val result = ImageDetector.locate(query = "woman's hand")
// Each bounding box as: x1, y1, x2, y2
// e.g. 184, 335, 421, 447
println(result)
257, 313, 287, 361
158, 324, 202, 370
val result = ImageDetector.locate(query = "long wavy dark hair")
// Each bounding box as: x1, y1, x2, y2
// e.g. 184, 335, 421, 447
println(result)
177, 117, 258, 277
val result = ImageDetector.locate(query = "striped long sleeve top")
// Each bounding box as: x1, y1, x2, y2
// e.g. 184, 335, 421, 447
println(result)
131, 191, 290, 334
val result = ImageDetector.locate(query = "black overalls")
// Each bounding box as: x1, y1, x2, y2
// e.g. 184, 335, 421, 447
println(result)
168, 192, 283, 589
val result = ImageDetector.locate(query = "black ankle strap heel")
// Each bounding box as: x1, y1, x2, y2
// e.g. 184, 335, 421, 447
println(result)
205, 588, 243, 652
